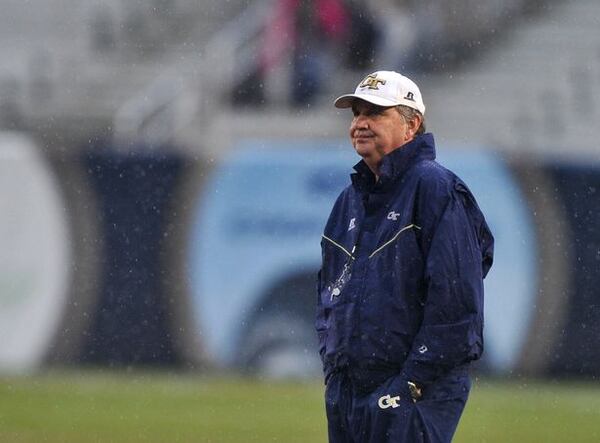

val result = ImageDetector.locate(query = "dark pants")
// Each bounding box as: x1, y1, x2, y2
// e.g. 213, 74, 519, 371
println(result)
325, 370, 470, 443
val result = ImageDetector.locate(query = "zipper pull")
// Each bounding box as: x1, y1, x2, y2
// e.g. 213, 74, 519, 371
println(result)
330, 287, 341, 301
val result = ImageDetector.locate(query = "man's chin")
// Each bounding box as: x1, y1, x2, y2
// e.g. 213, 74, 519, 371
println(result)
353, 142, 374, 158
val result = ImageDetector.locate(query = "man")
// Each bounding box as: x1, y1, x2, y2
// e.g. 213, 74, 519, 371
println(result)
316, 70, 494, 442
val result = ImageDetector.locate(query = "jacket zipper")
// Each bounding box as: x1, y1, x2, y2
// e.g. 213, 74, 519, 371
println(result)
322, 236, 357, 300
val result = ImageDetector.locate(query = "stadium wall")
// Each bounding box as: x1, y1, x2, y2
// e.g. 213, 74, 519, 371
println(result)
1, 134, 598, 379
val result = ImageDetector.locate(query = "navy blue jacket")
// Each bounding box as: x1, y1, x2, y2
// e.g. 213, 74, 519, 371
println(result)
316, 133, 494, 388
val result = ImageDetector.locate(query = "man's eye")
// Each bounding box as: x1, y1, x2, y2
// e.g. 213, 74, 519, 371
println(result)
352, 107, 383, 117
366, 108, 384, 116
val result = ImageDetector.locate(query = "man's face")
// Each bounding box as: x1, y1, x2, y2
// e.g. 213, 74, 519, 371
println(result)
349, 100, 414, 166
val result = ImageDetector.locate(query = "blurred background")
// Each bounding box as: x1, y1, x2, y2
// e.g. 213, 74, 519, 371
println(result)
1, 0, 600, 440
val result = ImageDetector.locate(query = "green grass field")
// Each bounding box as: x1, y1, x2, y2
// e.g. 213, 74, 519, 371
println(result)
1, 372, 599, 442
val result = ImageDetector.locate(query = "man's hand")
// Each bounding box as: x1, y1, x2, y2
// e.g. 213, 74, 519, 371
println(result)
407, 381, 423, 402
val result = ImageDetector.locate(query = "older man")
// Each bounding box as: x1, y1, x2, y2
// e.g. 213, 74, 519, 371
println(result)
316, 71, 494, 442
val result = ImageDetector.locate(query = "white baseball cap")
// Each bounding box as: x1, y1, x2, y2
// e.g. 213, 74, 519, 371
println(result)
334, 70, 426, 115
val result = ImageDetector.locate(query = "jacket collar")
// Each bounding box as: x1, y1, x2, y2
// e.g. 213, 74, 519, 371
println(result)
351, 133, 436, 192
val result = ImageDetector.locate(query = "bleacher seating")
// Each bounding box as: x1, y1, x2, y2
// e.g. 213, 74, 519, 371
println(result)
1, 0, 597, 156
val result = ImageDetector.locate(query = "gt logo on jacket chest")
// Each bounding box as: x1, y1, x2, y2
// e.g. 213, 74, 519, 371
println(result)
387, 211, 401, 221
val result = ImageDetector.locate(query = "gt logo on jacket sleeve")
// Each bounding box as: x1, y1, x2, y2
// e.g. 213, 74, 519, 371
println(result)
378, 394, 401, 409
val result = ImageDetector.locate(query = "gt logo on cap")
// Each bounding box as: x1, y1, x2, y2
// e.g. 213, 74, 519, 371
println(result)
359, 74, 386, 90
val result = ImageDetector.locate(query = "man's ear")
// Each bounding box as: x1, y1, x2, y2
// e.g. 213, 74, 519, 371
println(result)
407, 114, 423, 137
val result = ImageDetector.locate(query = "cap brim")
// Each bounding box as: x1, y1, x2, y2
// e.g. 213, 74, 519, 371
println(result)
334, 93, 400, 109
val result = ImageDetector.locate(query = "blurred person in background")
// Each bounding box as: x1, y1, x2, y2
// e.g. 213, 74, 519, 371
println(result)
316, 70, 494, 442
369, 0, 416, 71
233, 0, 378, 107
290, 0, 349, 106
342, 0, 379, 72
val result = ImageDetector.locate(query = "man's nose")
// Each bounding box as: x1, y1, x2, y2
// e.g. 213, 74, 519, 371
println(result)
352, 115, 368, 130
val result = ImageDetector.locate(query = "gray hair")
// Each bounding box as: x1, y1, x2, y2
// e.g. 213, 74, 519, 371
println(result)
395, 105, 426, 135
